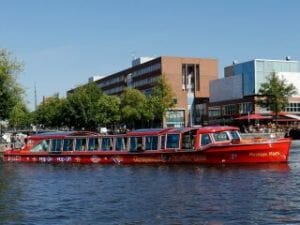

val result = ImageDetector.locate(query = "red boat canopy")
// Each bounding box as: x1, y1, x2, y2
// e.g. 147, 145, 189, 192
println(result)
28, 131, 99, 140
127, 128, 171, 136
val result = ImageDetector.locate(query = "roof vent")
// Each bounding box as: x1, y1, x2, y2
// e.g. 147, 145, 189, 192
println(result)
285, 56, 291, 61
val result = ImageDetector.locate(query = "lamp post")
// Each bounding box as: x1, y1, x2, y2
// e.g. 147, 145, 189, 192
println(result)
0, 119, 2, 144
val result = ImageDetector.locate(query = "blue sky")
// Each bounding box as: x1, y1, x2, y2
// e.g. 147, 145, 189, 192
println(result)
1, 0, 300, 110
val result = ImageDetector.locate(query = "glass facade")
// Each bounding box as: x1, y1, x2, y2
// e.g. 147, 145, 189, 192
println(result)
255, 60, 300, 94
233, 61, 255, 96
231, 60, 300, 96
208, 59, 300, 124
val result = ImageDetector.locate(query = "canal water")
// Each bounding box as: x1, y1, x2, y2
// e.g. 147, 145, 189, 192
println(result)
1, 144, 300, 225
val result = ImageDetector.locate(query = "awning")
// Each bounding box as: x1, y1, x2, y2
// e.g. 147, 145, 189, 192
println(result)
273, 114, 300, 122
234, 114, 270, 120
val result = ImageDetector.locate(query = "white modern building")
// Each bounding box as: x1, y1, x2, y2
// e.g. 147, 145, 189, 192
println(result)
209, 58, 300, 123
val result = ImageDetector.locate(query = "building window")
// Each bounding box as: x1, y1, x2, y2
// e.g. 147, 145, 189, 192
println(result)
285, 102, 300, 112
223, 104, 238, 116
132, 63, 161, 78
166, 110, 185, 128
133, 76, 160, 88
208, 106, 221, 117
187, 64, 195, 92
238, 102, 253, 114
182, 64, 199, 92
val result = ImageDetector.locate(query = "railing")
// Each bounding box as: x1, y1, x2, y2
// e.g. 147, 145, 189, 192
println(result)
240, 132, 285, 139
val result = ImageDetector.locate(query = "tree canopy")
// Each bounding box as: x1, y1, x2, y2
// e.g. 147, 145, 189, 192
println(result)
34, 95, 65, 128
9, 101, 31, 129
257, 72, 297, 121
31, 76, 176, 131
149, 77, 175, 126
64, 82, 103, 130
0, 49, 25, 121
96, 94, 120, 127
120, 88, 149, 128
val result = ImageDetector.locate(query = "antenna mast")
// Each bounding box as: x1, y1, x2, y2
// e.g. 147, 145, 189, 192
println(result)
34, 83, 37, 110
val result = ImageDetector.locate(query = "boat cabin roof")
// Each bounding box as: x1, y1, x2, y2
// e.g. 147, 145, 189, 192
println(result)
127, 128, 171, 136
166, 127, 198, 134
28, 131, 99, 140
127, 126, 239, 136
196, 126, 239, 134
26, 126, 239, 141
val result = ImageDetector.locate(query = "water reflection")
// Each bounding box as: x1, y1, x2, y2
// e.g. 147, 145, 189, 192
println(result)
0, 164, 25, 224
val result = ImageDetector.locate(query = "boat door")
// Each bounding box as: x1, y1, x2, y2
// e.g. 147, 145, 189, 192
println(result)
181, 129, 197, 150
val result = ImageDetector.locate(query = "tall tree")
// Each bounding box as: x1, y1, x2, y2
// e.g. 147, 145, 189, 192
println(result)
96, 95, 120, 128
257, 72, 297, 126
120, 88, 149, 129
149, 77, 175, 127
64, 82, 103, 130
0, 48, 25, 121
34, 95, 65, 128
9, 101, 30, 129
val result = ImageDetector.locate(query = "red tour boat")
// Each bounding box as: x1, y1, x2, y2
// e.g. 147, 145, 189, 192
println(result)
3, 126, 291, 164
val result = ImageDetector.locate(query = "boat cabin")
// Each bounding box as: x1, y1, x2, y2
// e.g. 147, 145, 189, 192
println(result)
19, 126, 241, 153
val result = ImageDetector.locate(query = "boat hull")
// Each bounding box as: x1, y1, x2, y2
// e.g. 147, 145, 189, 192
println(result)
3, 139, 290, 165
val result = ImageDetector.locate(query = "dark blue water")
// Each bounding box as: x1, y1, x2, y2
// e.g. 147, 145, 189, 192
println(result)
1, 144, 300, 225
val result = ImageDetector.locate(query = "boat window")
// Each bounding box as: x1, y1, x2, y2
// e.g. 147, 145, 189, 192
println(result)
88, 138, 99, 151
201, 134, 212, 146
101, 137, 112, 151
51, 139, 62, 152
31, 139, 50, 152
166, 134, 180, 149
145, 136, 158, 150
62, 139, 74, 151
115, 137, 126, 151
213, 132, 230, 142
129, 137, 143, 152
75, 138, 87, 151
230, 131, 240, 140
160, 136, 166, 149
182, 131, 196, 149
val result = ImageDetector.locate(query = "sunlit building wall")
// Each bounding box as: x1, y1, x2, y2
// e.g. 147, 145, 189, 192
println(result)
209, 58, 300, 124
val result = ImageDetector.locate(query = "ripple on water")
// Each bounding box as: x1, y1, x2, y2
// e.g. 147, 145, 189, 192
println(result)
1, 148, 300, 224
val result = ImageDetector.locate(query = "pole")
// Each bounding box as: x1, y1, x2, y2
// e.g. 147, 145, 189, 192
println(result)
34, 83, 37, 111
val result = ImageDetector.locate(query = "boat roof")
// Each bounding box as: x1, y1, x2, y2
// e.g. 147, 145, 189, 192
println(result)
127, 126, 239, 136
196, 126, 239, 134
127, 128, 171, 136
166, 127, 198, 134
28, 131, 99, 140
26, 126, 240, 140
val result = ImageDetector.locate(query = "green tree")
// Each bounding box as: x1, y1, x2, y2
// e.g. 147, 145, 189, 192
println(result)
9, 101, 31, 129
34, 95, 65, 128
120, 88, 149, 129
96, 95, 120, 128
257, 72, 297, 126
0, 48, 25, 121
149, 77, 175, 127
64, 83, 103, 130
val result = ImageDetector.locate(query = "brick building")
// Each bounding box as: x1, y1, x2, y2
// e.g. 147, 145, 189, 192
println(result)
71, 56, 218, 127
